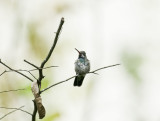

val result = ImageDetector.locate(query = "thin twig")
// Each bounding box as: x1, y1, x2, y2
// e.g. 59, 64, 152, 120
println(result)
89, 64, 120, 74
0, 65, 58, 76
0, 88, 25, 93
24, 60, 39, 69
40, 64, 120, 93
0, 68, 37, 80
28, 71, 37, 80
0, 106, 32, 116
0, 70, 6, 76
0, 106, 24, 120
0, 60, 33, 82
28, 66, 58, 71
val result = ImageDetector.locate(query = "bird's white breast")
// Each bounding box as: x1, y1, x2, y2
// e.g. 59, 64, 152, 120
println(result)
75, 59, 90, 75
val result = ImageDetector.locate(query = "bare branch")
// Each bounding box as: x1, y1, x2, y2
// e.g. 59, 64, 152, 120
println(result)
24, 59, 39, 69
28, 71, 37, 80
0, 70, 7, 76
40, 64, 120, 93
0, 106, 32, 116
41, 17, 64, 68
40, 75, 77, 93
0, 68, 37, 80
0, 106, 24, 120
0, 88, 25, 94
37, 17, 64, 86
32, 17, 65, 120
89, 64, 120, 74
32, 100, 37, 121
0, 17, 65, 120
1, 66, 57, 72
28, 65, 58, 71
0, 60, 34, 82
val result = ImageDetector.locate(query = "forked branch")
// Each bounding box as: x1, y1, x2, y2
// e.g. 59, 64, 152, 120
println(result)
32, 17, 65, 121
0, 60, 33, 82
0, 106, 32, 116
0, 106, 24, 120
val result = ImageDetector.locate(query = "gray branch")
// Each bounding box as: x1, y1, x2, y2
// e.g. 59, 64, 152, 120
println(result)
32, 100, 37, 121
0, 88, 25, 94
0, 106, 32, 116
24, 60, 39, 69
40, 64, 120, 93
0, 106, 24, 120
0, 60, 33, 82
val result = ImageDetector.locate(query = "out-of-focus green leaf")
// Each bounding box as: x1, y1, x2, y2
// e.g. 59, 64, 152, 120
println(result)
43, 112, 60, 121
41, 78, 50, 89
17, 84, 32, 97
54, 3, 70, 13
27, 23, 48, 59
17, 78, 52, 97
121, 50, 143, 83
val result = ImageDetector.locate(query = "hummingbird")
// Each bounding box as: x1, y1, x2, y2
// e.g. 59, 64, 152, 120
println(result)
74, 48, 90, 87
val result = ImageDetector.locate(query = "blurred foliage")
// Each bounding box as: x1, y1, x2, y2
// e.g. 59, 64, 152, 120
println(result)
27, 23, 48, 59
121, 50, 143, 83
54, 3, 70, 13
43, 112, 60, 121
17, 84, 32, 97
41, 78, 51, 90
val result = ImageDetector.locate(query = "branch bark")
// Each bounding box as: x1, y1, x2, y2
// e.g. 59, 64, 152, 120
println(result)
32, 100, 37, 121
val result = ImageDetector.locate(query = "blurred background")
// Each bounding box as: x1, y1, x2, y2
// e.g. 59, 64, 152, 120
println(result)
0, 0, 160, 121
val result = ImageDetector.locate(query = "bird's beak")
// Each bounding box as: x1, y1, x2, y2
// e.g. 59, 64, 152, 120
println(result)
75, 48, 80, 54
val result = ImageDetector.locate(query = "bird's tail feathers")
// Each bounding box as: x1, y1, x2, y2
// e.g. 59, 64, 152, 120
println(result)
74, 76, 85, 87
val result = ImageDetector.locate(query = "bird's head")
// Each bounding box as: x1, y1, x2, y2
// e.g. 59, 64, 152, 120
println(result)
75, 48, 86, 59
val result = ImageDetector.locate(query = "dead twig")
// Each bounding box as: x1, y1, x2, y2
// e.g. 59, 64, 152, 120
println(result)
0, 106, 32, 116
24, 60, 39, 69
0, 106, 24, 120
